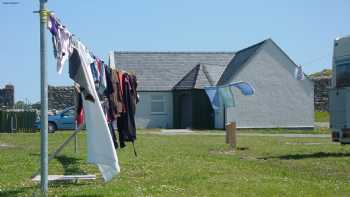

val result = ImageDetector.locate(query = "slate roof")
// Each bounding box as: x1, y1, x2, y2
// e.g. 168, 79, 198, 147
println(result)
114, 52, 235, 91
173, 64, 202, 90
113, 39, 268, 91
218, 40, 266, 85
173, 63, 226, 90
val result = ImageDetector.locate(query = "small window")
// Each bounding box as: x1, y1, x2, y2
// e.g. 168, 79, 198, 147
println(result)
151, 95, 166, 114
62, 109, 75, 117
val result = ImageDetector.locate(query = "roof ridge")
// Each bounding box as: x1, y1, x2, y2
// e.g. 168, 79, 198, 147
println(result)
217, 40, 267, 84
114, 51, 235, 54
234, 40, 267, 54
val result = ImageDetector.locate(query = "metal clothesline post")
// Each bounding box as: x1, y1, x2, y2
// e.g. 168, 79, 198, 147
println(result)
31, 129, 81, 179
36, 2, 97, 192
39, 0, 48, 195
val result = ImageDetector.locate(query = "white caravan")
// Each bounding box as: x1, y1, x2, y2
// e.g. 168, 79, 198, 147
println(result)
329, 35, 350, 144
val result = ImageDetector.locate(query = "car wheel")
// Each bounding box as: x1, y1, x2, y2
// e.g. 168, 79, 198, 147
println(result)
48, 122, 57, 133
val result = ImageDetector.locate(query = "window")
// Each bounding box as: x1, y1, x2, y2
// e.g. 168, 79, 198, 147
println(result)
151, 95, 166, 114
62, 109, 75, 117
336, 63, 350, 87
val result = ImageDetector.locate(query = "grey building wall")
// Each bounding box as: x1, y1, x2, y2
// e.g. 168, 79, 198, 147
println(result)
225, 40, 314, 128
135, 91, 173, 128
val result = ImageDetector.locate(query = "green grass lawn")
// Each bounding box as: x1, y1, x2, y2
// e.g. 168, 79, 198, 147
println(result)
236, 128, 330, 134
1, 131, 350, 196
315, 111, 330, 122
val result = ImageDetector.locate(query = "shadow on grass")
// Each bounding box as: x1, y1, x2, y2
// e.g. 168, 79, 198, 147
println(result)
29, 153, 86, 175
61, 195, 103, 197
236, 147, 249, 151
0, 185, 100, 197
0, 186, 37, 197
56, 155, 86, 175
259, 152, 350, 160
0, 189, 24, 197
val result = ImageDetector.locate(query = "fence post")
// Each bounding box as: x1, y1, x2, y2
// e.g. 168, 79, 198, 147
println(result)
225, 122, 236, 150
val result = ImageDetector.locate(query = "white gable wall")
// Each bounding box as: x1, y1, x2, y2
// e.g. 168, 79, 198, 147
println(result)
135, 91, 173, 128
225, 40, 314, 128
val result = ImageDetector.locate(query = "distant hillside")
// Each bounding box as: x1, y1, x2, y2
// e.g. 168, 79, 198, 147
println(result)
309, 69, 332, 78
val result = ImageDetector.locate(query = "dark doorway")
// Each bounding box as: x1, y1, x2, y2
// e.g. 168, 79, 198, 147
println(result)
180, 93, 192, 128
173, 90, 214, 129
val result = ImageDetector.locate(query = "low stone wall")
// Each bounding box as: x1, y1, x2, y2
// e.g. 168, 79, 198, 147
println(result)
48, 86, 75, 110
311, 76, 331, 112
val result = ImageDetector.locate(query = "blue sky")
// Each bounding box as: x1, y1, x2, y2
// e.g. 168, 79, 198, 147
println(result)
0, 0, 349, 102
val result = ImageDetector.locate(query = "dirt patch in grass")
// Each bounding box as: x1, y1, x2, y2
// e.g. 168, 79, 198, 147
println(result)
209, 149, 236, 155
285, 142, 323, 145
208, 147, 249, 155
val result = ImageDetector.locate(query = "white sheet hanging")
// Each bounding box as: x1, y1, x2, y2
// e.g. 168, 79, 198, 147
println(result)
82, 96, 120, 181
75, 41, 120, 181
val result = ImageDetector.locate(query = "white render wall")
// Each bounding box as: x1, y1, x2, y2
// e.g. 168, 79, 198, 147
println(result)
224, 40, 314, 128
135, 91, 173, 128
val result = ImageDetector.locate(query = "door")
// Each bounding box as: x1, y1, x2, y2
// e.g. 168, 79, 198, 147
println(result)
192, 90, 214, 129
180, 93, 192, 129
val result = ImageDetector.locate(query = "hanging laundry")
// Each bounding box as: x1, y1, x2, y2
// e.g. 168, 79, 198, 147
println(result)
117, 73, 138, 155
76, 104, 84, 127
47, 14, 59, 35
46, 12, 139, 182
74, 83, 84, 128
101, 99, 119, 149
204, 81, 254, 110
70, 40, 120, 180
69, 40, 120, 182
108, 69, 124, 119
95, 59, 102, 79
90, 62, 100, 83
90, 58, 102, 83
108, 122, 119, 149
98, 64, 107, 95
82, 94, 120, 182
294, 65, 305, 80
69, 41, 96, 102
204, 86, 220, 110
219, 86, 235, 107
229, 81, 255, 96
47, 14, 73, 74
104, 66, 115, 119
129, 74, 139, 104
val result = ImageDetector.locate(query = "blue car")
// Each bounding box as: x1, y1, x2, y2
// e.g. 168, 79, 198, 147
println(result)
35, 106, 76, 132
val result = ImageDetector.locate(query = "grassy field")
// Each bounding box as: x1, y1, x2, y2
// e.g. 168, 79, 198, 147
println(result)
234, 128, 330, 134
315, 111, 330, 122
1, 130, 350, 196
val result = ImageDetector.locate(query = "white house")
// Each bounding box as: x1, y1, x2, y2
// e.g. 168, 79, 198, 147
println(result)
111, 39, 314, 129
